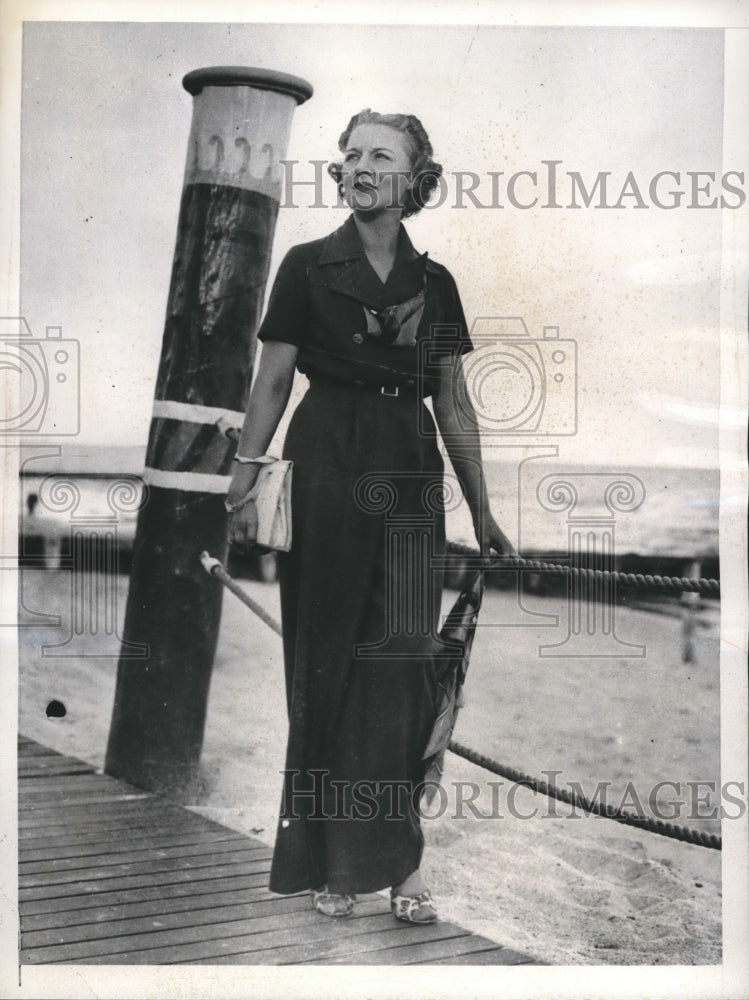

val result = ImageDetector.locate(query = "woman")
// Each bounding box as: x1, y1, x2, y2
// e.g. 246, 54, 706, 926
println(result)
226, 109, 513, 923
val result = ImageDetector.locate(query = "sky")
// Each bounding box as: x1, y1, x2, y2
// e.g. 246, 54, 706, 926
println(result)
14, 20, 743, 469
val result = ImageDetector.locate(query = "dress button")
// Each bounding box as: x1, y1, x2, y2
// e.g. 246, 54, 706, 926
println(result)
405, 378, 415, 387
353, 379, 365, 387
352, 333, 364, 344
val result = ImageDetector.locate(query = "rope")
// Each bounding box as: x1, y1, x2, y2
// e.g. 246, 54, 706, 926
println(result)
447, 740, 721, 850
200, 552, 284, 636
201, 551, 722, 851
446, 541, 720, 596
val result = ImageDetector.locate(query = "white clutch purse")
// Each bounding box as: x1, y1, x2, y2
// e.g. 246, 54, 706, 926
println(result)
225, 459, 293, 552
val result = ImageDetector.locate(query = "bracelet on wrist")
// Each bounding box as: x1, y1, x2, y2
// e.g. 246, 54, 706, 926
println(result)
233, 454, 276, 466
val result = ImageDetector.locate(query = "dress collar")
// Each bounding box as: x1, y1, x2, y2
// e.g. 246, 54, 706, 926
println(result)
318, 214, 439, 274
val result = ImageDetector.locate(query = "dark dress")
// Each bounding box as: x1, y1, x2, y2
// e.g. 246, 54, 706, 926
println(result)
257, 215, 473, 895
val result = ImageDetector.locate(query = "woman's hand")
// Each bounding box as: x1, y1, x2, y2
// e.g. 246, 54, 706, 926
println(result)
227, 500, 259, 551
476, 512, 516, 563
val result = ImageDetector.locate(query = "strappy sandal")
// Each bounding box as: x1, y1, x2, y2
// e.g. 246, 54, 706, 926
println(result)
390, 888, 438, 924
311, 886, 356, 917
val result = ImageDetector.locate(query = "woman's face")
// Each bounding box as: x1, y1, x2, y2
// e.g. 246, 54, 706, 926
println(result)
340, 123, 414, 215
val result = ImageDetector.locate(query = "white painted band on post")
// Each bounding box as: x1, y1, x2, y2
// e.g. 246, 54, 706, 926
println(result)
151, 400, 246, 425
142, 466, 230, 494
183, 86, 296, 200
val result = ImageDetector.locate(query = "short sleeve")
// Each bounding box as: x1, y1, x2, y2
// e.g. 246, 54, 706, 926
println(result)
257, 246, 309, 347
426, 267, 474, 359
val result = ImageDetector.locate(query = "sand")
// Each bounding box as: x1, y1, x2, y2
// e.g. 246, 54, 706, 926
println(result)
16, 568, 723, 965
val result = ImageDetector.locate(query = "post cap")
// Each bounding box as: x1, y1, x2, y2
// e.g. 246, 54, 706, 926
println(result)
183, 66, 313, 105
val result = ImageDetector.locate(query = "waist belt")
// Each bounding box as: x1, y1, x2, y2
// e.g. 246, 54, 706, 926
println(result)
307, 372, 425, 398
353, 379, 420, 398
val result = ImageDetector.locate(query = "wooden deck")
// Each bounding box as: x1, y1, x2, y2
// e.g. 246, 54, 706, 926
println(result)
18, 735, 541, 966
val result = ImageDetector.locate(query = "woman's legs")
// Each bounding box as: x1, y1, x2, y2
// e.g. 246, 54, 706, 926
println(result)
393, 869, 428, 895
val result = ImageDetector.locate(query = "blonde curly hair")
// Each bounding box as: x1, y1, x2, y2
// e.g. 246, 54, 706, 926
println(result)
327, 109, 443, 218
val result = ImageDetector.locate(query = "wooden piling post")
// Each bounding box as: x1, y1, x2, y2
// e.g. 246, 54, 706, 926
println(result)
105, 67, 312, 798
680, 559, 702, 663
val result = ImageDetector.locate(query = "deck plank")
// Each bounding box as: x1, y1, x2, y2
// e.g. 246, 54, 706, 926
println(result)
19, 757, 96, 776
18, 735, 541, 966
24, 911, 396, 964
49, 915, 467, 965
19, 803, 202, 830
20, 846, 271, 886
304, 934, 513, 965
21, 901, 395, 963
18, 741, 59, 756
21, 872, 273, 917
184, 922, 472, 966
22, 890, 332, 938
19, 836, 267, 873
427, 946, 541, 965
20, 857, 273, 901
19, 773, 140, 793
20, 792, 154, 809
20, 827, 250, 861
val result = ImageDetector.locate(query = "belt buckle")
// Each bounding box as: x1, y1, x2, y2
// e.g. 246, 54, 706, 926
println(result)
381, 385, 399, 397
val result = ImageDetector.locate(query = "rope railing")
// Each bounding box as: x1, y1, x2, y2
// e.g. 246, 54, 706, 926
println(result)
200, 551, 722, 851
447, 740, 721, 850
445, 541, 721, 596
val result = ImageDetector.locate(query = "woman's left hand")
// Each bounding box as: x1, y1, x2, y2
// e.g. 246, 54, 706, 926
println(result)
476, 514, 516, 563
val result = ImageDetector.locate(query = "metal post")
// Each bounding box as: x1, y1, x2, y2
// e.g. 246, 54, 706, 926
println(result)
105, 66, 312, 798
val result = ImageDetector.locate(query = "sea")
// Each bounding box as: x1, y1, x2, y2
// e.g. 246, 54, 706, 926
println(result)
476, 459, 720, 559
18, 459, 720, 561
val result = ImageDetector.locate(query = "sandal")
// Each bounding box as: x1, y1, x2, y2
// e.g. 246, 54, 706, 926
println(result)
390, 888, 438, 924
311, 886, 356, 918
